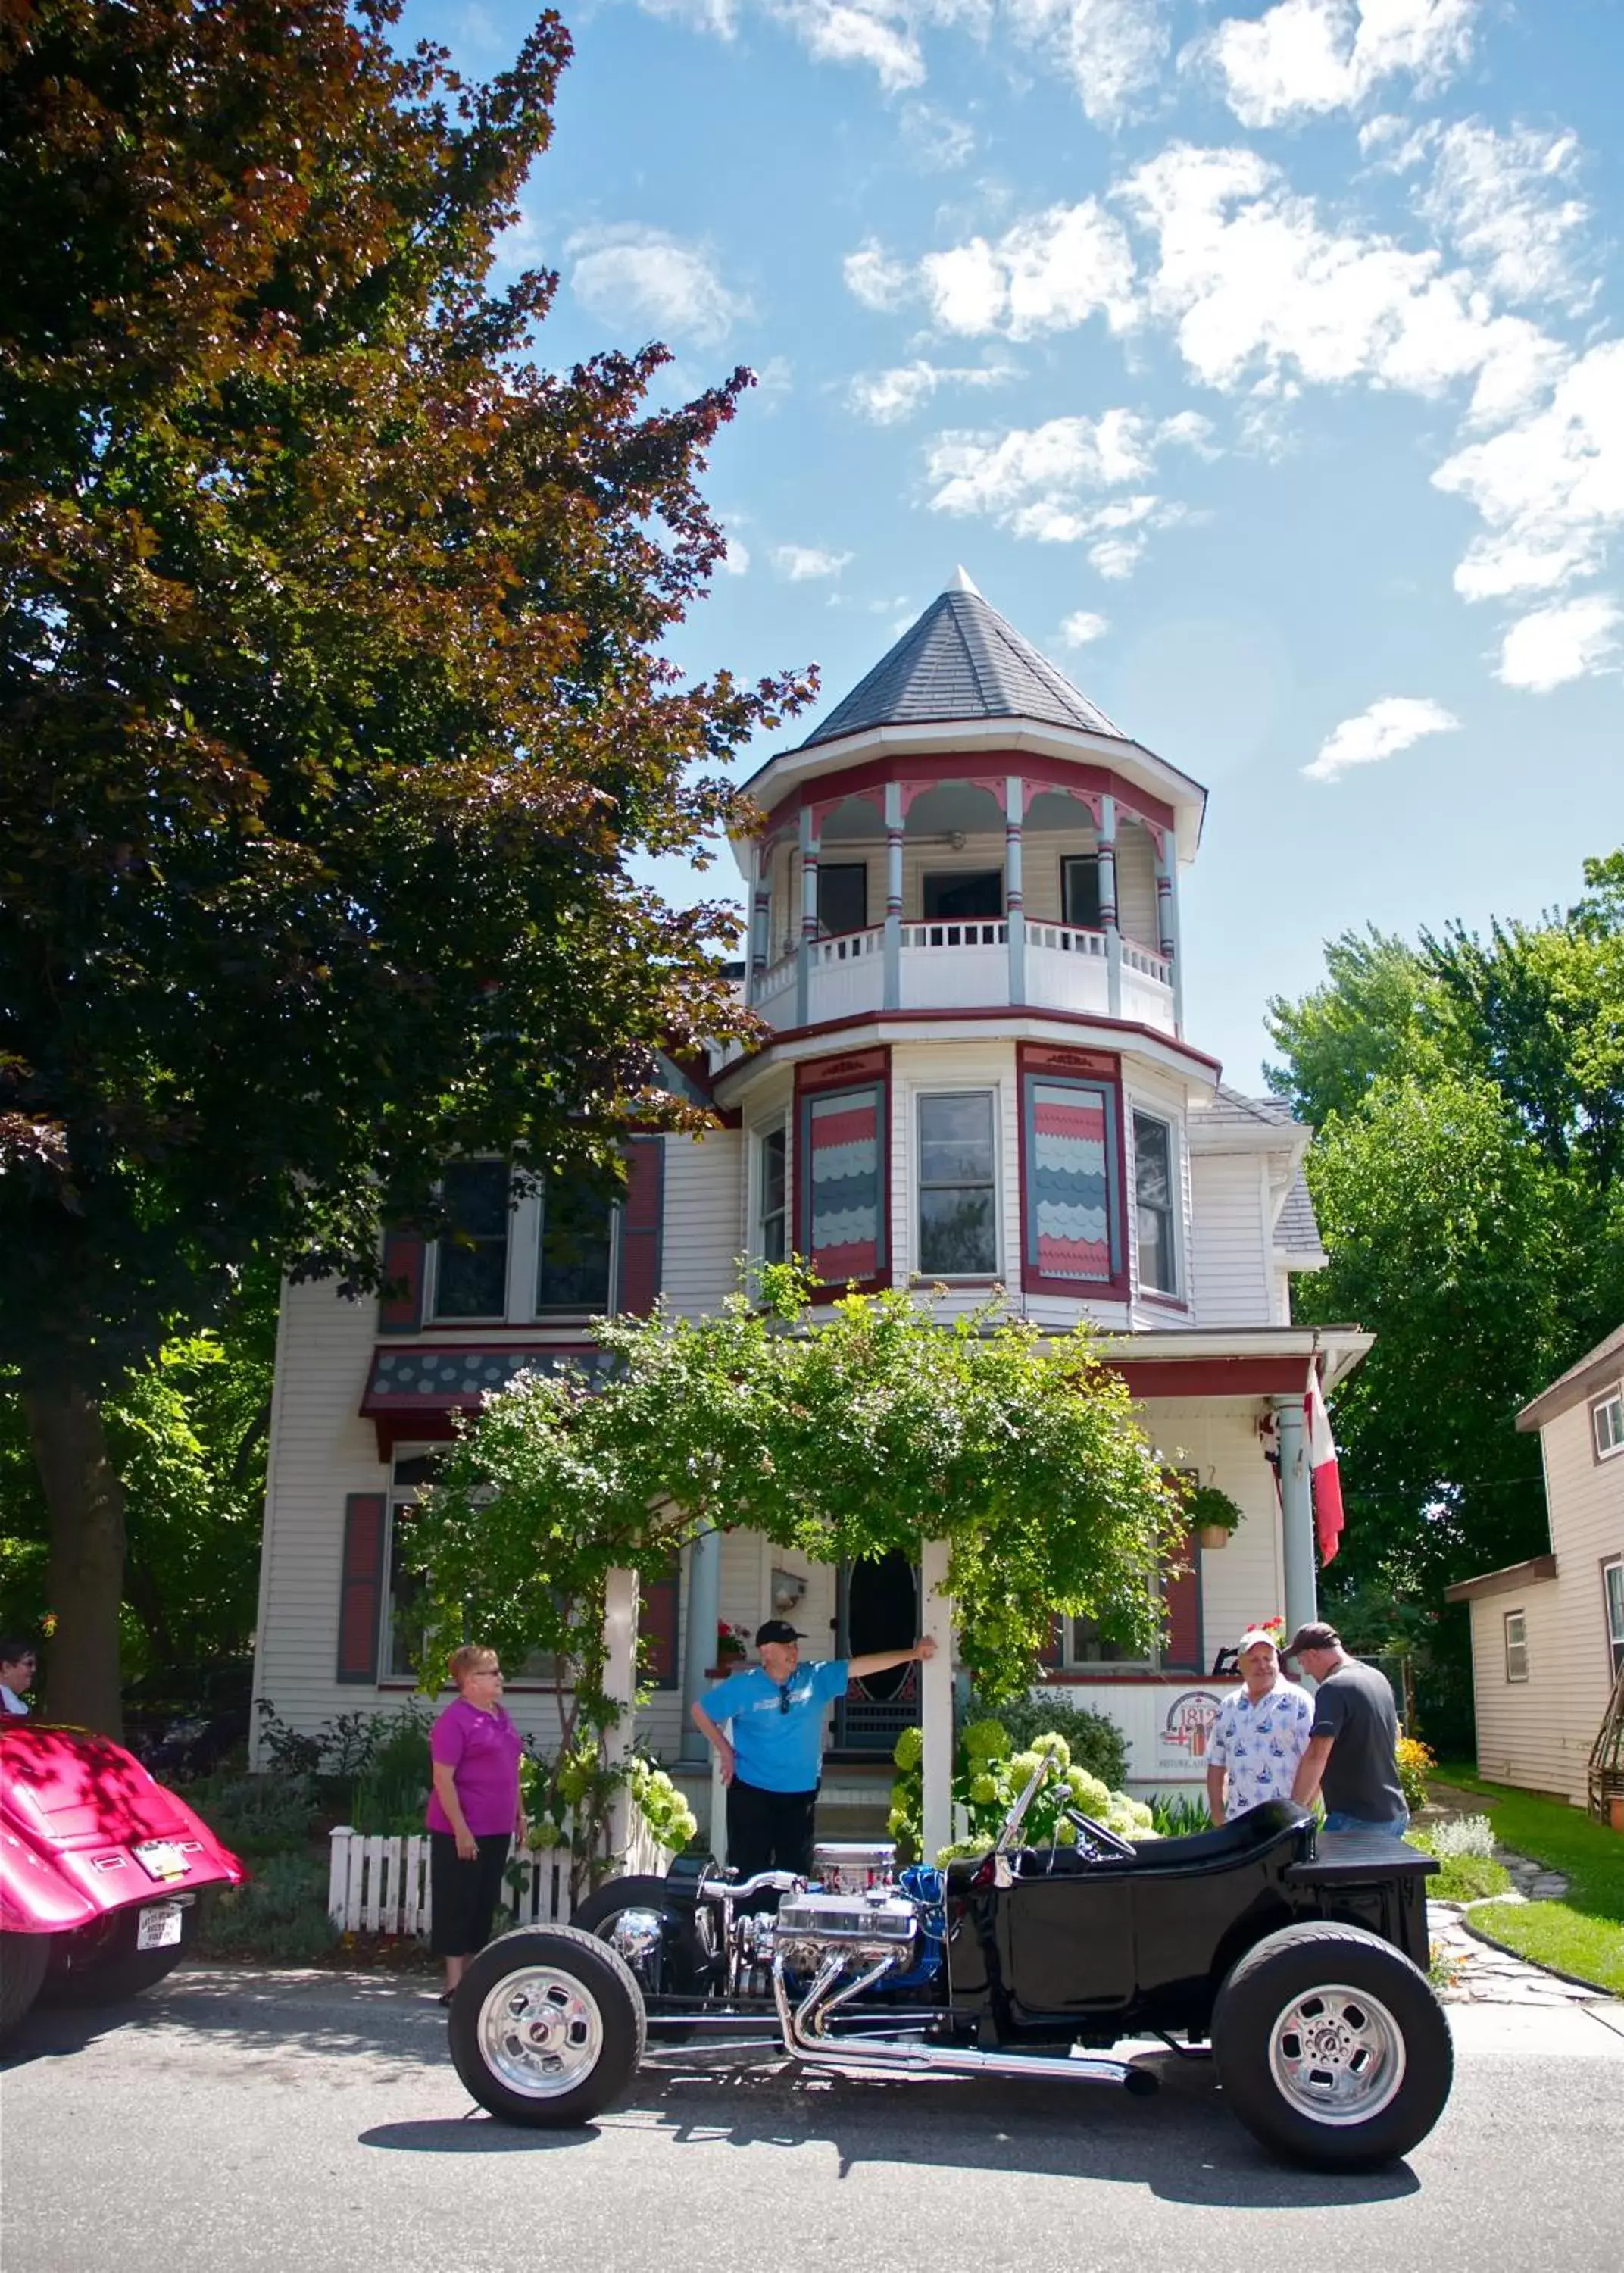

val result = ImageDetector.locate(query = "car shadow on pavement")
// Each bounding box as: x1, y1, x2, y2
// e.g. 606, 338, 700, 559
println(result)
359, 2050, 1423, 2211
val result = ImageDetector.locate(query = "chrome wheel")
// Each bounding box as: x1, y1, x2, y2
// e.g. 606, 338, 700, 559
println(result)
1266, 1981, 1407, 2126
478, 1963, 606, 2100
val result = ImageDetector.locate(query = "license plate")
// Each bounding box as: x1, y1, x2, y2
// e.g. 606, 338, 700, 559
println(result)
133, 1840, 186, 1882
137, 1902, 183, 1951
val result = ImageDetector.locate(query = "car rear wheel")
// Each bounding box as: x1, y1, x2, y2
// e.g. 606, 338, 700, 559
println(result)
45, 1899, 198, 2006
572, 1874, 710, 2034
1213, 1921, 1453, 2170
448, 1924, 646, 2128
0, 1931, 51, 2037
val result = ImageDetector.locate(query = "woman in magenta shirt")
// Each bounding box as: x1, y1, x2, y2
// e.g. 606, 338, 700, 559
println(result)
427, 1643, 526, 1999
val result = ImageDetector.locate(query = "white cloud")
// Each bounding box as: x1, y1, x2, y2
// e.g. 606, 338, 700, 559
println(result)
1059, 609, 1111, 646
899, 101, 976, 170
1002, 0, 1171, 127
848, 358, 1015, 424
1194, 0, 1477, 128
845, 239, 914, 312
1303, 695, 1461, 782
568, 227, 747, 344
782, 1, 925, 89
1419, 120, 1593, 313
1495, 595, 1622, 693
721, 537, 751, 575
636, 0, 739, 30
1118, 143, 1565, 427
772, 543, 855, 580
1432, 341, 1624, 602
923, 412, 1190, 574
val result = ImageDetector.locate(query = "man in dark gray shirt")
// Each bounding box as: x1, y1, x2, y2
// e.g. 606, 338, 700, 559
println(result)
1285, 1621, 1407, 1835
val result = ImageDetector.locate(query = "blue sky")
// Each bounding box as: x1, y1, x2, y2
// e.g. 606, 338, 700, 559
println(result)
404, 0, 1621, 1090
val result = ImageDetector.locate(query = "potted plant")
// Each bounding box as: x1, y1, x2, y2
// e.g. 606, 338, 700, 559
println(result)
716, 1621, 748, 1666
1185, 1484, 1244, 1551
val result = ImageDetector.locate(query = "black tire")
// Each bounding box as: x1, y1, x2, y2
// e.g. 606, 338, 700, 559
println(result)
449, 1923, 646, 2128
1213, 1921, 1453, 2170
0, 1932, 51, 2037
45, 1899, 197, 2007
572, 1874, 710, 2029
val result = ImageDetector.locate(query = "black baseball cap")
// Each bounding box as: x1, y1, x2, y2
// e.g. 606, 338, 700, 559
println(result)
754, 1619, 807, 1647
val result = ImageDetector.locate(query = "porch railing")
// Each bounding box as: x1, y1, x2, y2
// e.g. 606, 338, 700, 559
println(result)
326, 1814, 676, 1937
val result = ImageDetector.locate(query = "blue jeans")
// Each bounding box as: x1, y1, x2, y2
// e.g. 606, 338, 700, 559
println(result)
1323, 1808, 1410, 1837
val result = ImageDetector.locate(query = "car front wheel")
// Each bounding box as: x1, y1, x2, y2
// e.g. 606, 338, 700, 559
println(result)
46, 1899, 197, 2007
1213, 1921, 1453, 2169
448, 1924, 646, 2128
0, 1931, 51, 2037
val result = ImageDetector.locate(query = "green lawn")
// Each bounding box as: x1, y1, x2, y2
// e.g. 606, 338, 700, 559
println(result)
1431, 1765, 1624, 1996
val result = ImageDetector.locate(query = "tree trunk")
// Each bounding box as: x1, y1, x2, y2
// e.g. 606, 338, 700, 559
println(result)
21, 1379, 127, 1736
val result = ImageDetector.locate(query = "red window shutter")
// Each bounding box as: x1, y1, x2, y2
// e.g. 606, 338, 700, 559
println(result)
1037, 1613, 1065, 1668
617, 1138, 664, 1315
638, 1561, 682, 1690
379, 1232, 426, 1333
336, 1493, 387, 1684
1162, 1557, 1201, 1674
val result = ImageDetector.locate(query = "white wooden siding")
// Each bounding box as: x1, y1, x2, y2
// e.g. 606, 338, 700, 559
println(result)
1188, 1153, 1273, 1326
661, 1129, 743, 1319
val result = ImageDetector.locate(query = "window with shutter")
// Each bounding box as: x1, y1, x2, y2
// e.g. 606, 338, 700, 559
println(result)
336, 1493, 387, 1684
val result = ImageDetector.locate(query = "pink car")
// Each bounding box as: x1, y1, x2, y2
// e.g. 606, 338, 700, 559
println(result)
1, 1720, 245, 2035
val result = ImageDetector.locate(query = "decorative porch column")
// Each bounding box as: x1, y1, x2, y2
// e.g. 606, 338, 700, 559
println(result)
749, 839, 770, 999
601, 1565, 640, 1859
1098, 793, 1122, 1019
1272, 1398, 1317, 1654
679, 1527, 723, 1765
796, 806, 820, 1028
883, 780, 904, 1010
920, 1537, 957, 1865
1155, 833, 1184, 1037
1004, 777, 1026, 1005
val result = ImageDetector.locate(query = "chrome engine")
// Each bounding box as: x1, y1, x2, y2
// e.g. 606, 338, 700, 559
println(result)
775, 1888, 920, 1971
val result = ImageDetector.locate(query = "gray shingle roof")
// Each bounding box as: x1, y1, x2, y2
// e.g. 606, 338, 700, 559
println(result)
801, 573, 1129, 750
1276, 1171, 1326, 1257
1204, 1085, 1299, 1127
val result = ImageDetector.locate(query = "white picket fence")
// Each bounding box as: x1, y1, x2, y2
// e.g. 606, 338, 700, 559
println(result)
326, 1817, 675, 1937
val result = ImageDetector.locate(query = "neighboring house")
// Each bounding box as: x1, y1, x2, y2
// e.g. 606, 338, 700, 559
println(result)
251, 572, 1368, 1820
1446, 1324, 1624, 1806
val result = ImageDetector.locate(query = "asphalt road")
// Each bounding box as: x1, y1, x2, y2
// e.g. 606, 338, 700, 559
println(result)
4, 1966, 1623, 2273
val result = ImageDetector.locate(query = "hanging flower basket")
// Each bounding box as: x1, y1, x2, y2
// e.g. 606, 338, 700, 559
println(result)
1185, 1484, 1244, 1552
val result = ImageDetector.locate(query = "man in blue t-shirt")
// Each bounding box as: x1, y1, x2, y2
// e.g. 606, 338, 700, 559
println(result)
692, 1618, 938, 1878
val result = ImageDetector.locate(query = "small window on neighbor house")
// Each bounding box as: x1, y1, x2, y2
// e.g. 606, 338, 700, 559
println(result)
923, 871, 1003, 921
1061, 854, 1102, 930
1132, 1111, 1177, 1296
536, 1173, 615, 1312
917, 1092, 997, 1274
1605, 1561, 1624, 1681
1592, 1387, 1624, 1462
758, 1124, 787, 1263
817, 863, 869, 938
433, 1161, 511, 1318
1504, 1610, 1529, 1683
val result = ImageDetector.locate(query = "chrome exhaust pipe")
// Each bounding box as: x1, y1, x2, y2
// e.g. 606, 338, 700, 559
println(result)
772, 1956, 1154, 2095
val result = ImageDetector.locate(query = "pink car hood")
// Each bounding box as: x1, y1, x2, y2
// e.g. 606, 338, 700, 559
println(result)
1, 1722, 245, 1934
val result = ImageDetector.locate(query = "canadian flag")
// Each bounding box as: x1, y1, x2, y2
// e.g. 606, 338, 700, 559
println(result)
1305, 1370, 1345, 1565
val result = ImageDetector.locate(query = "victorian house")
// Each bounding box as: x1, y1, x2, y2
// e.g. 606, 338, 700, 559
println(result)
251, 574, 1368, 1831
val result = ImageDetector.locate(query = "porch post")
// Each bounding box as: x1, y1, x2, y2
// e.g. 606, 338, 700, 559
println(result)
1156, 833, 1184, 1037
749, 839, 770, 996
883, 780, 903, 1011
601, 1565, 640, 1860
679, 1527, 722, 1765
796, 806, 820, 1028
1098, 793, 1122, 1019
1273, 1398, 1317, 1652
1004, 777, 1026, 1005
920, 1537, 956, 1865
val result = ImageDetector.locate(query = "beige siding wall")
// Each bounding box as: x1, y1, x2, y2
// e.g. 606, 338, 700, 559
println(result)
1188, 1153, 1273, 1326
1467, 1577, 1568, 1796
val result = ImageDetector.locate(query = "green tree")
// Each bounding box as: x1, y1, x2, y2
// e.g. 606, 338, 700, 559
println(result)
0, 1, 808, 1728
1265, 854, 1624, 1744
411, 1269, 1185, 1863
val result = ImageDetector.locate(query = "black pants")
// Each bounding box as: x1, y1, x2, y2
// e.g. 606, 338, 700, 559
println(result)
429, 1830, 511, 1957
726, 1777, 818, 1878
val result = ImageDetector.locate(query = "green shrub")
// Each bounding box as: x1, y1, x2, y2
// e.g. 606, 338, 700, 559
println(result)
1427, 1852, 1513, 1903
195, 1851, 339, 1964
1412, 1814, 1496, 1860
185, 1769, 322, 1859
891, 1714, 1153, 1863
965, 1692, 1128, 1790
350, 1709, 433, 1834
1152, 1792, 1213, 1836
1396, 1735, 1435, 1812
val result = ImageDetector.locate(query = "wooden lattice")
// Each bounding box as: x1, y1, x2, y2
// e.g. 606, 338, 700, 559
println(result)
1587, 1658, 1624, 1821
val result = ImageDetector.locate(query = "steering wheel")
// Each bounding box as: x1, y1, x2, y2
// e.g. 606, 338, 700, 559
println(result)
1062, 1806, 1135, 1860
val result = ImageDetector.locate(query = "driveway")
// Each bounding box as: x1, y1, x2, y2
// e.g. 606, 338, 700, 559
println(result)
3, 1965, 1622, 2273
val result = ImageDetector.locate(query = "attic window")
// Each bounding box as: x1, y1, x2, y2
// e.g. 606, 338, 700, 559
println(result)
1503, 1611, 1529, 1684
1592, 1387, 1623, 1462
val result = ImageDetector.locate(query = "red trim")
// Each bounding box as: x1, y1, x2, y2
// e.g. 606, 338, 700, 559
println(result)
1038, 1671, 1209, 1687
758, 751, 1179, 839
617, 1136, 664, 1315
379, 1233, 426, 1333
336, 1493, 386, 1684
1017, 1043, 1132, 1304
1140, 1290, 1192, 1316
1109, 1357, 1314, 1398
722, 1007, 1220, 1086
796, 1045, 890, 1095
795, 1049, 893, 1293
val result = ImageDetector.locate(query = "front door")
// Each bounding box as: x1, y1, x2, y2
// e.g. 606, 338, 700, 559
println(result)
834, 1551, 921, 1754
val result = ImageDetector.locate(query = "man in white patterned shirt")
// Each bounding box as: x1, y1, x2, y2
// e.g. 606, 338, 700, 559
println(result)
1205, 1627, 1313, 1824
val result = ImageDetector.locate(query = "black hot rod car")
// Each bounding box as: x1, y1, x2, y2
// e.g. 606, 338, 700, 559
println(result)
447, 1758, 1451, 2171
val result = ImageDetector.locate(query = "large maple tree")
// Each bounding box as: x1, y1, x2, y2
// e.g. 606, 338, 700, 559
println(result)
0, 0, 807, 1729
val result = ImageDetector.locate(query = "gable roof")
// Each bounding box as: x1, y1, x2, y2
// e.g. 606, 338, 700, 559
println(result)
801, 571, 1129, 750
1516, 1321, 1624, 1432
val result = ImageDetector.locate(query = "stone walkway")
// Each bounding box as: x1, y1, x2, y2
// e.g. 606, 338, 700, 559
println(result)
1426, 1840, 1620, 2014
